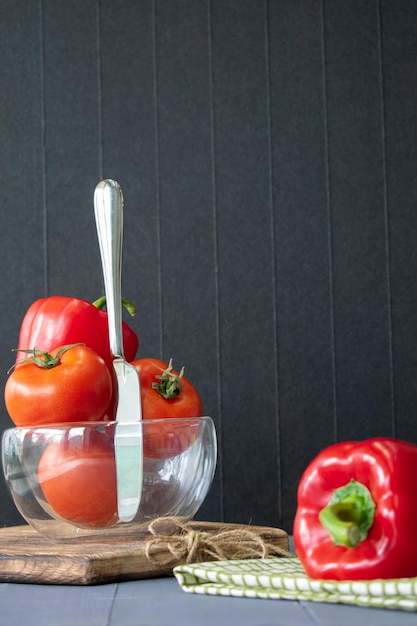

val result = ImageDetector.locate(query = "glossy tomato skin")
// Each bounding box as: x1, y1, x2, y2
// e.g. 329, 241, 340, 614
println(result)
4, 345, 113, 427
37, 429, 118, 528
131, 358, 203, 459
132, 358, 202, 418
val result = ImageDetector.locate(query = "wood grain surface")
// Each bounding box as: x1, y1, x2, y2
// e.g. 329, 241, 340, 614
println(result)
0, 522, 289, 585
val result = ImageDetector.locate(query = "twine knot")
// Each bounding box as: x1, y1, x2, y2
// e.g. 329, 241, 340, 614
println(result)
145, 517, 294, 569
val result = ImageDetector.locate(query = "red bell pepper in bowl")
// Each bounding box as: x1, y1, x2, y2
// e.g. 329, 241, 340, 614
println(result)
293, 437, 417, 580
14, 295, 139, 421
15, 295, 138, 369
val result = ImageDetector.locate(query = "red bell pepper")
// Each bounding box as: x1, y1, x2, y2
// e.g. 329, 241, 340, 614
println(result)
293, 437, 417, 580
15, 295, 138, 370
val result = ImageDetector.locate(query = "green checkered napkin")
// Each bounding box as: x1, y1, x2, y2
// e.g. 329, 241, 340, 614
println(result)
174, 557, 417, 611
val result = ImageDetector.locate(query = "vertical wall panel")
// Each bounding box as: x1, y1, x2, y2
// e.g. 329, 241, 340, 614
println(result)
99, 0, 156, 354
155, 0, 222, 516
211, 0, 279, 526
0, 0, 45, 526
381, 0, 417, 442
269, 1, 335, 531
324, 0, 393, 440
43, 1, 102, 299
155, 0, 222, 519
1, 0, 417, 531
0, 0, 46, 319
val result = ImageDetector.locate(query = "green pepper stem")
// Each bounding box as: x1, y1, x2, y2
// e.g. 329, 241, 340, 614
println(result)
319, 479, 376, 548
319, 502, 362, 548
93, 296, 137, 317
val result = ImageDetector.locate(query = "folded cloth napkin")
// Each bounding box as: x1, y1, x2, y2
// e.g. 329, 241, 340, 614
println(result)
174, 557, 417, 611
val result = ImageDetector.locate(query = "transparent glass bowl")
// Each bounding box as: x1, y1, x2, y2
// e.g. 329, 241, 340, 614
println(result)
2, 416, 217, 541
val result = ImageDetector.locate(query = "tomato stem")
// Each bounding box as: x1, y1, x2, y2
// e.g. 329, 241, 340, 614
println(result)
10, 344, 83, 372
152, 359, 185, 400
319, 479, 376, 548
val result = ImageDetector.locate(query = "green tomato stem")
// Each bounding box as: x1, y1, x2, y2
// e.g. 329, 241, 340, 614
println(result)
11, 344, 83, 371
152, 359, 185, 400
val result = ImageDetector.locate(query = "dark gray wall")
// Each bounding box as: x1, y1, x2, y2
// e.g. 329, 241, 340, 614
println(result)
1, 0, 416, 534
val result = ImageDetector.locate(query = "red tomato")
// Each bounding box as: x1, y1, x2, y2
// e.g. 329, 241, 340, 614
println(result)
143, 418, 203, 460
132, 358, 202, 418
37, 430, 118, 528
4, 345, 113, 426
131, 358, 203, 459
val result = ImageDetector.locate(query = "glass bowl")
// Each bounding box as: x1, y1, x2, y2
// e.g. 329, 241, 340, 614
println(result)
2, 416, 217, 541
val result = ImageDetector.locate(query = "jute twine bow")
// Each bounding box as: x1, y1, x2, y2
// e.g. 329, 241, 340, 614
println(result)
145, 517, 294, 569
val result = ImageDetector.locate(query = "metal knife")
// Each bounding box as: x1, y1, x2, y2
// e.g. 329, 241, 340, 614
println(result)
94, 179, 143, 523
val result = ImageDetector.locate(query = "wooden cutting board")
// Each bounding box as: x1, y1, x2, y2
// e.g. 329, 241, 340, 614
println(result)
0, 521, 290, 585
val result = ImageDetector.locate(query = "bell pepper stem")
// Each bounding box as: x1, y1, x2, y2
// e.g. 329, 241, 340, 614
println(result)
319, 502, 362, 548
93, 296, 137, 317
319, 479, 376, 548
